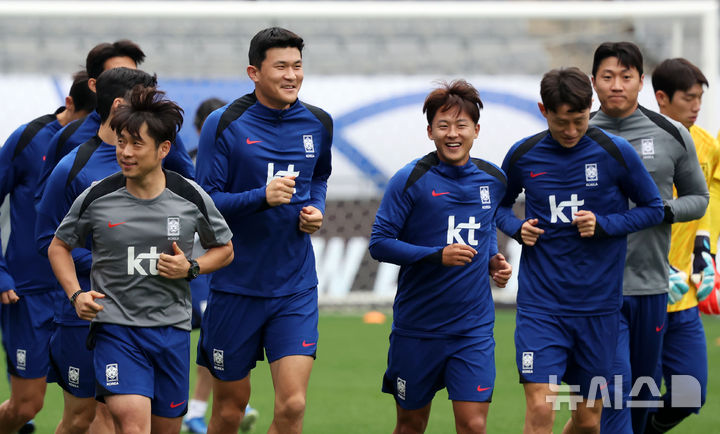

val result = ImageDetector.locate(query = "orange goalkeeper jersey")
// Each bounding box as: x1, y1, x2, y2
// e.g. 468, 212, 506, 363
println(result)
668, 125, 720, 312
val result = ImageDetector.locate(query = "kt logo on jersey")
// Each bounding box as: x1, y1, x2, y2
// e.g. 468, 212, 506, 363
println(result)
548, 194, 584, 223
128, 247, 160, 275
447, 216, 481, 246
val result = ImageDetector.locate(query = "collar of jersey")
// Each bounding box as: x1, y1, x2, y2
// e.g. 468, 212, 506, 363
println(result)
252, 96, 302, 118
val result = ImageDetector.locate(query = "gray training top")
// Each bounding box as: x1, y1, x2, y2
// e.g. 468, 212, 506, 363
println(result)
590, 106, 709, 296
55, 170, 232, 331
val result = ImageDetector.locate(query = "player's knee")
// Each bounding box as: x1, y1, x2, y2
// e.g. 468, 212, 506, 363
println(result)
63, 415, 94, 434
213, 402, 245, 427
571, 411, 601, 433
395, 419, 428, 434
276, 394, 306, 421
525, 400, 553, 425
455, 414, 486, 434
10, 396, 43, 422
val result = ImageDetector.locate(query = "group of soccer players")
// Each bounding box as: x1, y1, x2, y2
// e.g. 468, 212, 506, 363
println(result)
0, 24, 716, 434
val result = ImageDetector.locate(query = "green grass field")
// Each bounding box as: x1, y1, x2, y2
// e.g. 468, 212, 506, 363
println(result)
2, 309, 719, 433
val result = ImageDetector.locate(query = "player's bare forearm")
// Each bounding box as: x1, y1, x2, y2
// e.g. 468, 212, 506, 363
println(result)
197, 241, 234, 274
299, 205, 323, 234
48, 236, 83, 299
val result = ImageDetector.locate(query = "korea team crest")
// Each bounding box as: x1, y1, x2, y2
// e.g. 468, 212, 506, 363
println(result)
16, 349, 26, 370
522, 352, 534, 374
68, 366, 80, 388
641, 138, 655, 159
105, 363, 119, 386
303, 134, 315, 158
479, 186, 491, 209
585, 163, 598, 187
397, 377, 407, 400
213, 349, 225, 371
167, 216, 180, 240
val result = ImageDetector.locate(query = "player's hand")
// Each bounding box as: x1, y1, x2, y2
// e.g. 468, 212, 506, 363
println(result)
442, 244, 477, 266
489, 253, 512, 288
668, 265, 690, 304
75, 290, 105, 321
158, 242, 191, 279
572, 210, 596, 237
521, 219, 544, 246
691, 234, 715, 301
299, 206, 323, 234
0, 289, 19, 304
266, 176, 296, 207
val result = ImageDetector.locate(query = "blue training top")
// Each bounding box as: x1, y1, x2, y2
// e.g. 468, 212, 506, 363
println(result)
496, 126, 664, 316
369, 152, 507, 338
196, 93, 333, 297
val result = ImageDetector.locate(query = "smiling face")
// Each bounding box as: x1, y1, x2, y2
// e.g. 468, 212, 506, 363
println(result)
248, 46, 303, 110
540, 103, 590, 148
592, 56, 644, 118
427, 107, 479, 166
657, 83, 703, 129
116, 122, 169, 180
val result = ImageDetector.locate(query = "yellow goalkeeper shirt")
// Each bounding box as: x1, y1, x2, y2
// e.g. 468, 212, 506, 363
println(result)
668, 125, 720, 312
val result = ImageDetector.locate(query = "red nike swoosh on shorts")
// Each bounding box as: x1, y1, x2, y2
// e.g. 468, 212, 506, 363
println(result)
529, 171, 547, 178
432, 190, 450, 197
302, 341, 316, 347
170, 400, 185, 408
108, 221, 125, 228
246, 138, 262, 144
477, 386, 492, 392
656, 324, 664, 332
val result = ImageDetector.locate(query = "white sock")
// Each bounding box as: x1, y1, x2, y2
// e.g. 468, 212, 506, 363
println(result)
186, 399, 208, 419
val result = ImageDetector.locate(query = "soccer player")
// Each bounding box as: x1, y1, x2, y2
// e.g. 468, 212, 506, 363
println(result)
369, 79, 512, 434
195, 27, 332, 433
0, 70, 95, 434
35, 67, 157, 434
589, 42, 709, 434
48, 85, 233, 433
644, 58, 718, 433
496, 67, 664, 434
36, 39, 194, 200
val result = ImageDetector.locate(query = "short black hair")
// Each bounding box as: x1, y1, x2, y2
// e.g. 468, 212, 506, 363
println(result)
540, 67, 593, 113
423, 79, 483, 125
95, 67, 157, 122
592, 41, 644, 77
248, 27, 304, 68
110, 86, 184, 147
193, 97, 226, 132
68, 70, 96, 113
86, 40, 146, 79
652, 58, 708, 101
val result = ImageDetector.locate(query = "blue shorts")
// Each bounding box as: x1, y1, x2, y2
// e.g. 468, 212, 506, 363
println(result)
515, 310, 619, 398
197, 287, 318, 381
1, 291, 60, 378
657, 306, 706, 412
93, 324, 190, 418
190, 274, 210, 329
382, 332, 495, 410
47, 324, 95, 398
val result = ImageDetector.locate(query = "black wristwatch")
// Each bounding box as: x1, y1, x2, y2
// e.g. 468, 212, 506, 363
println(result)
186, 258, 200, 281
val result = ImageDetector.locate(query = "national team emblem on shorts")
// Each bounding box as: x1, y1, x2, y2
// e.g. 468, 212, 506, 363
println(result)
167, 217, 180, 238
303, 135, 315, 154
480, 186, 491, 209
68, 366, 80, 388
585, 163, 598, 186
213, 349, 224, 371
16, 349, 26, 370
396, 377, 407, 400
522, 352, 534, 374
641, 138, 655, 158
105, 363, 119, 386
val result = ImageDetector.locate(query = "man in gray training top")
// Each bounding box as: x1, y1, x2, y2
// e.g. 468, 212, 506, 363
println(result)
48, 86, 234, 433
589, 42, 708, 434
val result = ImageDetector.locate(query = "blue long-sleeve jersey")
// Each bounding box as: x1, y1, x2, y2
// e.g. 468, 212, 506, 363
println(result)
496, 127, 664, 316
369, 152, 507, 337
0, 110, 63, 294
196, 93, 332, 297
35, 110, 195, 202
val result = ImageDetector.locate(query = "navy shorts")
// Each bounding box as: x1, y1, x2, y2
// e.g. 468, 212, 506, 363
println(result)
1, 291, 60, 378
93, 324, 190, 418
515, 310, 619, 398
197, 287, 318, 381
190, 274, 210, 329
48, 324, 95, 398
382, 332, 495, 410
